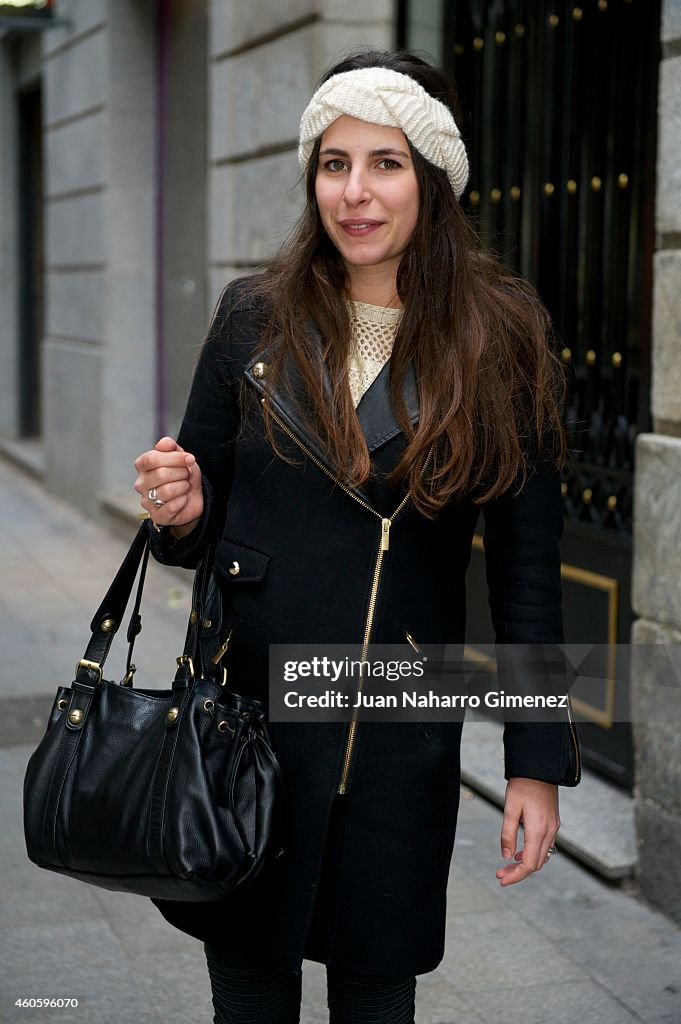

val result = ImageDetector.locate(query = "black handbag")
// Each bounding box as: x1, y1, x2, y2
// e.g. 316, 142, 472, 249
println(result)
23, 520, 286, 901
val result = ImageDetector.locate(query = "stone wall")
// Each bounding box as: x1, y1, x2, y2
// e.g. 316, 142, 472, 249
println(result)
631, 0, 681, 926
41, 0, 157, 512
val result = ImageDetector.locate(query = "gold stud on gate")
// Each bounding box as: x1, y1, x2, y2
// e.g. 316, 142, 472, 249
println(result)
68, 709, 84, 727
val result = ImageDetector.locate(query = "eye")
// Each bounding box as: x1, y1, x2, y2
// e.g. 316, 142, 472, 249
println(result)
322, 158, 348, 173
377, 158, 401, 170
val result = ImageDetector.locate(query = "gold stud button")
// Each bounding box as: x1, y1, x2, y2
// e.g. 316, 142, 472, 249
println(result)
514, 24, 525, 38
607, 495, 617, 511
495, 31, 506, 45
68, 709, 84, 726
228, 561, 240, 576
612, 351, 622, 368
252, 362, 268, 379
572, 7, 583, 21
567, 179, 577, 195
544, 183, 555, 197
490, 188, 502, 204
166, 707, 179, 725
618, 173, 629, 189
591, 176, 602, 193
469, 190, 480, 206
100, 618, 116, 633
561, 347, 572, 364
582, 488, 593, 505
586, 349, 597, 366
202, 618, 212, 629
549, 14, 559, 28
598, 0, 607, 11
510, 186, 521, 201
189, 609, 198, 625
473, 36, 484, 51
561, 482, 568, 498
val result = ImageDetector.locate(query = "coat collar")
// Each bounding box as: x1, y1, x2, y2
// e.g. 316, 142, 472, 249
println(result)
243, 321, 420, 502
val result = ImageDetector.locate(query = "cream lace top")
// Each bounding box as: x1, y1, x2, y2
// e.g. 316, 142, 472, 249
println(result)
347, 300, 403, 407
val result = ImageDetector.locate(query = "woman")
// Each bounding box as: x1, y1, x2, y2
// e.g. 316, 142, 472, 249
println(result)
134, 49, 580, 1024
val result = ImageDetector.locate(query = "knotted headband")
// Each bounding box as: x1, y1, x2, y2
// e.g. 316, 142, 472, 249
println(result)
298, 67, 469, 200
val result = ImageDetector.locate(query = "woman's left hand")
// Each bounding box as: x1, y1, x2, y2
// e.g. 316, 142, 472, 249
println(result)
496, 777, 560, 886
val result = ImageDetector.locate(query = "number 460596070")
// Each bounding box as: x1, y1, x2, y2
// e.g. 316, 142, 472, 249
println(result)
15, 998, 79, 1008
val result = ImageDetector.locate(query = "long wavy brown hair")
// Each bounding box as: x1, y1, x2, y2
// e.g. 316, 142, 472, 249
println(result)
241, 49, 567, 518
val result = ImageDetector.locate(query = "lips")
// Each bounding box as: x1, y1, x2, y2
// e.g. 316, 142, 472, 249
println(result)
338, 220, 383, 237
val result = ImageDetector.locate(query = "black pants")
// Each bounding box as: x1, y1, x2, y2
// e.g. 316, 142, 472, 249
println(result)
204, 953, 417, 1024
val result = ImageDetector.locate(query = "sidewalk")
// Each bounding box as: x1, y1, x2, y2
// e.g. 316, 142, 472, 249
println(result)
1, 457, 679, 1024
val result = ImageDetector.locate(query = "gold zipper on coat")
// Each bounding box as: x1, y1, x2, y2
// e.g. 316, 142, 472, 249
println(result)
262, 399, 428, 794
338, 494, 412, 794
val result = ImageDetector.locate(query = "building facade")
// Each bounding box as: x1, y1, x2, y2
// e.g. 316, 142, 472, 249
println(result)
0, 0, 679, 922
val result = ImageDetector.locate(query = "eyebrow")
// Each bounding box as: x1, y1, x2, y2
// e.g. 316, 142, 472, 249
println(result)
319, 147, 411, 160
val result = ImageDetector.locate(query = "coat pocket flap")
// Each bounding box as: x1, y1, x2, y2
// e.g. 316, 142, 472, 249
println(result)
215, 538, 270, 583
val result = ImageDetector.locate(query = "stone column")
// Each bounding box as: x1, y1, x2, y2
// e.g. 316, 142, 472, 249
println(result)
631, 0, 681, 926
207, 0, 394, 302
41, 0, 157, 514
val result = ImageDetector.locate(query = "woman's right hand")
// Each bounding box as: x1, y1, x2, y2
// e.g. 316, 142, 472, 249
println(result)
134, 436, 204, 536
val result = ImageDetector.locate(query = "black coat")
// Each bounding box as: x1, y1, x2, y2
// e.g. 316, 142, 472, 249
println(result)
150, 280, 581, 976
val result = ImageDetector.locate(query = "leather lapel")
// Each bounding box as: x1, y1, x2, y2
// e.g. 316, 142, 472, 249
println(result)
355, 359, 420, 453
243, 321, 420, 503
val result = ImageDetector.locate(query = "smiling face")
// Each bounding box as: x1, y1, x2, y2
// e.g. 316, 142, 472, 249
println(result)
314, 115, 420, 303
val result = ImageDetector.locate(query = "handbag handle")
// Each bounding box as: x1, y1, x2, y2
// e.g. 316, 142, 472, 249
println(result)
74, 520, 221, 689
75, 523, 151, 686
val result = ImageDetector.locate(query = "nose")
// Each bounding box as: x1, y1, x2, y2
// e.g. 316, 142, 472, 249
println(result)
342, 166, 370, 206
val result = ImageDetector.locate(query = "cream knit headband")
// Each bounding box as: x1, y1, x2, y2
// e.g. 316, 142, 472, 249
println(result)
298, 67, 469, 200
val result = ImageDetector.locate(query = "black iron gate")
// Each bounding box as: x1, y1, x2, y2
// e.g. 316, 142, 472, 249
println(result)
398, 0, 661, 789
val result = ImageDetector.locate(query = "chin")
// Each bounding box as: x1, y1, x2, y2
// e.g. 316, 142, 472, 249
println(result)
340, 247, 393, 268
